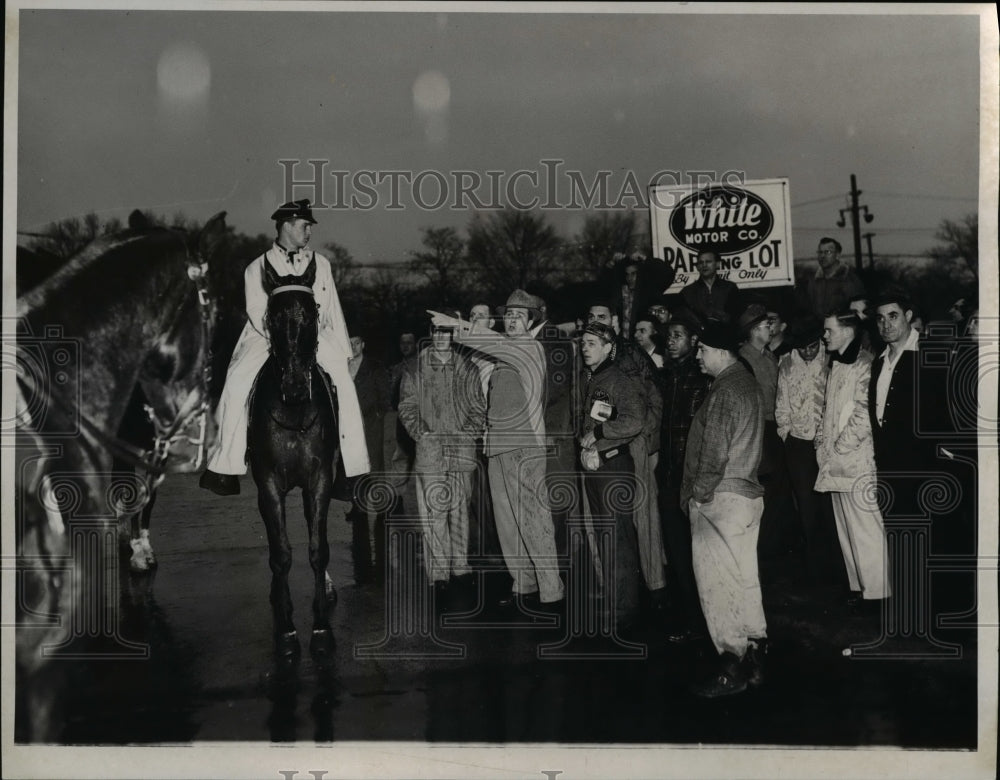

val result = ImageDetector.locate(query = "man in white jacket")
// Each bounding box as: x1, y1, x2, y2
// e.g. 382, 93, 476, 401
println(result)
200, 199, 369, 495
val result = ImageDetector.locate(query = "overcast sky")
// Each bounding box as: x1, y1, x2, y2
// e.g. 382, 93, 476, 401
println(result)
13, 4, 987, 265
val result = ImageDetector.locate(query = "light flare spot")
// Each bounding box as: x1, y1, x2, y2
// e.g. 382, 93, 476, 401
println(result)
413, 70, 451, 114
157, 42, 211, 101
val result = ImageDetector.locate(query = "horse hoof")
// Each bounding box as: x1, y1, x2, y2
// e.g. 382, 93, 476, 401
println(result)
310, 629, 334, 656
129, 540, 150, 573
139, 534, 158, 568
276, 630, 300, 658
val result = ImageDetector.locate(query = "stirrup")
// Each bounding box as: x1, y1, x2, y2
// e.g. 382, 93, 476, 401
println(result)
199, 470, 240, 496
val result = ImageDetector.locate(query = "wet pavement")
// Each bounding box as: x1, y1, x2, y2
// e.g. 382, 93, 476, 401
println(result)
49, 472, 978, 748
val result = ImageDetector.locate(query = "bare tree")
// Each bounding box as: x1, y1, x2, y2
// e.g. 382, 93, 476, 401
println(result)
466, 209, 562, 299
926, 214, 978, 279
322, 241, 360, 290
567, 211, 645, 281
408, 226, 467, 303
358, 266, 412, 323
25, 212, 125, 259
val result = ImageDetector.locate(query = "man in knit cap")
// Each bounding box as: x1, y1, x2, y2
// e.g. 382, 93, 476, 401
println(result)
682, 320, 767, 697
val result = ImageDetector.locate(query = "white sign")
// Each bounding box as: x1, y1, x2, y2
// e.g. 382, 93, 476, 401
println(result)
649, 178, 794, 292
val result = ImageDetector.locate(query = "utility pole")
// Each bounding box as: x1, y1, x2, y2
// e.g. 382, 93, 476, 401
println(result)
837, 174, 874, 273
862, 232, 875, 269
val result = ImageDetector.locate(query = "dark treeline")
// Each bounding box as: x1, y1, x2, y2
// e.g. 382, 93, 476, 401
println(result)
18, 208, 978, 394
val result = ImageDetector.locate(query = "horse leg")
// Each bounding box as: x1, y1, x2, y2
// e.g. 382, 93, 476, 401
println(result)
303, 483, 334, 656
350, 503, 374, 585
137, 484, 158, 570
126, 509, 149, 573
111, 460, 135, 560
258, 481, 298, 657
126, 489, 157, 573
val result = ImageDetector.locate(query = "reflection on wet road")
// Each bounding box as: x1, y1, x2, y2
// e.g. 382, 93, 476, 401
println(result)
55, 474, 977, 747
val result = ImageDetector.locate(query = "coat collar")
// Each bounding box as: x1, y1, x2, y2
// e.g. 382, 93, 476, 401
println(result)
829, 335, 863, 365
878, 326, 920, 361
814, 260, 849, 280
587, 355, 615, 379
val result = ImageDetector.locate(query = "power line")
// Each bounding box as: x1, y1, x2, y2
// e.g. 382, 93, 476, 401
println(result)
790, 194, 845, 209
790, 191, 976, 209
794, 226, 937, 232
862, 228, 940, 233
866, 191, 978, 202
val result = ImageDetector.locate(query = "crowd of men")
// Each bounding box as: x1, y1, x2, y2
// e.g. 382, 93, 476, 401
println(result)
202, 202, 978, 700
401, 237, 975, 698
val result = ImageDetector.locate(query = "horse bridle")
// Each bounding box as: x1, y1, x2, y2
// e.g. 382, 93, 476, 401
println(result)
139, 258, 215, 480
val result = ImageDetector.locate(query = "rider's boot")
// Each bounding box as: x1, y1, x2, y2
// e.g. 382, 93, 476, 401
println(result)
199, 470, 240, 496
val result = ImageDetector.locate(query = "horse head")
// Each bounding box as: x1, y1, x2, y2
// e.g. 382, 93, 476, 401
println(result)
263, 256, 320, 405
13, 210, 229, 740
134, 210, 227, 473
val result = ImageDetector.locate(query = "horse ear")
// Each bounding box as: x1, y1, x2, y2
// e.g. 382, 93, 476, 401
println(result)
197, 211, 228, 265
300, 257, 317, 287
261, 258, 281, 294
128, 210, 151, 230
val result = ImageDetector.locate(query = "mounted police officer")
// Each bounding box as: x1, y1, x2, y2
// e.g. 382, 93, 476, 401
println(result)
200, 199, 370, 495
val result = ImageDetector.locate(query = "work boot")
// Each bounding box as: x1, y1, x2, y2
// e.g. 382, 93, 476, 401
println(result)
432, 580, 451, 613
199, 470, 240, 496
496, 590, 539, 611
690, 652, 748, 698
647, 587, 670, 625
744, 637, 768, 688
666, 625, 708, 645
448, 573, 477, 612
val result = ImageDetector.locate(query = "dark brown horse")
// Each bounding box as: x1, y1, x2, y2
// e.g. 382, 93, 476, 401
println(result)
248, 257, 339, 659
14, 211, 227, 741
19, 240, 164, 573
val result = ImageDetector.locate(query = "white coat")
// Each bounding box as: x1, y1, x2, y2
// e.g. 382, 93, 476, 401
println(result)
207, 244, 370, 477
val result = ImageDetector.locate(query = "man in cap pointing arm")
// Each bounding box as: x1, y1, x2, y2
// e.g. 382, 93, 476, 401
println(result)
200, 199, 370, 495
429, 291, 564, 610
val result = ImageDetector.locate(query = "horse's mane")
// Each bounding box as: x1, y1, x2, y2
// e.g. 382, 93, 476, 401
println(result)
17, 225, 181, 318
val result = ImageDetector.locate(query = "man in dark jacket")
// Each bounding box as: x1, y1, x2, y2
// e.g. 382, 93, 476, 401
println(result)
738, 303, 796, 578
802, 237, 866, 317
869, 292, 969, 635
870, 293, 934, 478
682, 320, 766, 697
586, 302, 667, 608
680, 249, 742, 324
658, 311, 711, 643
598, 254, 677, 339
578, 322, 646, 632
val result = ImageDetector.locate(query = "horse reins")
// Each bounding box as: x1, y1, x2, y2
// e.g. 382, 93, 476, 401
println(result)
140, 258, 215, 480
